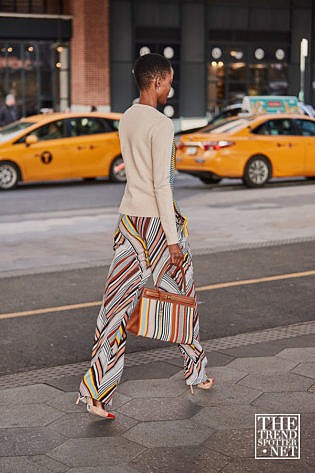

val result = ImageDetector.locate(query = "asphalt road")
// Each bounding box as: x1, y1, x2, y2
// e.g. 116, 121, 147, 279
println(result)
1, 240, 314, 376
0, 173, 311, 216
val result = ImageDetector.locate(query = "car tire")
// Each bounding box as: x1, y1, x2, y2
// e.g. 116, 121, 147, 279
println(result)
243, 155, 271, 188
109, 155, 126, 183
0, 161, 20, 190
199, 176, 222, 185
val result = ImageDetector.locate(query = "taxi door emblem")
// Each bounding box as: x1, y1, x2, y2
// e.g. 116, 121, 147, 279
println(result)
41, 151, 53, 164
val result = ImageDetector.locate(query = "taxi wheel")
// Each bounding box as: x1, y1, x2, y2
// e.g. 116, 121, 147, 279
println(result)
199, 176, 222, 185
109, 155, 126, 183
0, 161, 20, 190
243, 156, 271, 188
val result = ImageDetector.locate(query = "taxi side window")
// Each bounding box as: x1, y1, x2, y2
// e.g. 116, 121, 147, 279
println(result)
68, 118, 112, 137
32, 120, 65, 141
252, 119, 297, 136
295, 119, 315, 136
252, 122, 270, 135
15, 120, 65, 144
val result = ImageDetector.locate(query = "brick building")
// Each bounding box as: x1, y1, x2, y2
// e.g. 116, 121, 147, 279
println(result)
0, 0, 315, 118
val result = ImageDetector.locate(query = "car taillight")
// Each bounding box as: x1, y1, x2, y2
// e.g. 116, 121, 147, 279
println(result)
203, 141, 235, 151
177, 142, 184, 150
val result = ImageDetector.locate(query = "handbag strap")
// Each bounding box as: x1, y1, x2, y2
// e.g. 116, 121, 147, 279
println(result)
155, 259, 187, 295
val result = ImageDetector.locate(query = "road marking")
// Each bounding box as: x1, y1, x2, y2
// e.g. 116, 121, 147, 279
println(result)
1, 269, 315, 320
196, 269, 315, 291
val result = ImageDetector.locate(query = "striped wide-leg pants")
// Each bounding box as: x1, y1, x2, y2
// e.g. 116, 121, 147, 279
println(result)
77, 213, 208, 406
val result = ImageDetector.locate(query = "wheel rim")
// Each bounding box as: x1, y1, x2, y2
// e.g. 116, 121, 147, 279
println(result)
112, 157, 126, 182
0, 164, 17, 189
248, 159, 269, 185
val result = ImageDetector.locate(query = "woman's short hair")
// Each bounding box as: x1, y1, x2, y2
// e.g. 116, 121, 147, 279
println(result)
133, 53, 172, 91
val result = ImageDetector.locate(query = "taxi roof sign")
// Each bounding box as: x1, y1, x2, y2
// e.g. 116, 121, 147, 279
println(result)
241, 96, 302, 115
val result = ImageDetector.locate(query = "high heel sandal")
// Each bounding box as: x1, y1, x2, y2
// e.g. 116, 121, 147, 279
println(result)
75, 394, 115, 420
189, 377, 215, 395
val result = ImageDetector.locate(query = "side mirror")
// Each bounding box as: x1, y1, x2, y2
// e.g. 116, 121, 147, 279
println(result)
25, 134, 38, 146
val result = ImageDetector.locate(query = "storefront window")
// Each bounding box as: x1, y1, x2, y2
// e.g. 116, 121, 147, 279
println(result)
208, 43, 289, 112
0, 40, 70, 117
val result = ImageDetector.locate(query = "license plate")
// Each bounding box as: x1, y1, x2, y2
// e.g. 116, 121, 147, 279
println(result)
186, 146, 197, 155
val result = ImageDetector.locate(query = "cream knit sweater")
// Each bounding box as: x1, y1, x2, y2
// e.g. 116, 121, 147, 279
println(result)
118, 103, 178, 245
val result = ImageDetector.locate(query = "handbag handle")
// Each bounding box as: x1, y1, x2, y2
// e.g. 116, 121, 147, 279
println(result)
155, 259, 187, 295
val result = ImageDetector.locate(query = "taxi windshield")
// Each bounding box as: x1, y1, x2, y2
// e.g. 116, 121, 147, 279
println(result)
207, 118, 251, 134
199, 118, 241, 134
0, 121, 35, 143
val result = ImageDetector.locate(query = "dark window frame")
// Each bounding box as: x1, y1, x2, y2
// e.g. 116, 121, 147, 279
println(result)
251, 118, 300, 136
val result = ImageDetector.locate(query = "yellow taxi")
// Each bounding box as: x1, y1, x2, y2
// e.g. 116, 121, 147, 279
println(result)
0, 112, 123, 190
176, 114, 315, 187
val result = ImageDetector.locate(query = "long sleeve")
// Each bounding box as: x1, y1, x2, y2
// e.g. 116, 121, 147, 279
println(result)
151, 118, 178, 245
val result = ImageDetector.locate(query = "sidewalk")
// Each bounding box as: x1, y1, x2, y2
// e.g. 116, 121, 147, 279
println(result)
0, 322, 314, 473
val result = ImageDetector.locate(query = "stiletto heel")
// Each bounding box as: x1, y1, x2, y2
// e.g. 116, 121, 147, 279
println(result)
85, 396, 116, 420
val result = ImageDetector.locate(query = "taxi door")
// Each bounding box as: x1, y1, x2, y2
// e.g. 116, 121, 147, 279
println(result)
16, 119, 72, 181
65, 117, 120, 178
294, 118, 315, 176
251, 118, 304, 176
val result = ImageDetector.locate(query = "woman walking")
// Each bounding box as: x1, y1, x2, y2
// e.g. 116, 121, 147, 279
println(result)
76, 53, 214, 419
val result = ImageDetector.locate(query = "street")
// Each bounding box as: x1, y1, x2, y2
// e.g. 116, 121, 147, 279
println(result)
1, 175, 315, 375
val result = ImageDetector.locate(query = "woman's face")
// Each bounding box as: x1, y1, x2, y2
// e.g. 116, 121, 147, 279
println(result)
156, 69, 173, 105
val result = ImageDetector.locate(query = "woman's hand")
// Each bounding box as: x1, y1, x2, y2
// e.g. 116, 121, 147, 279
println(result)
168, 243, 184, 266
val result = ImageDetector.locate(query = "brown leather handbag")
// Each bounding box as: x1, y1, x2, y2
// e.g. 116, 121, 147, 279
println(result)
126, 260, 195, 344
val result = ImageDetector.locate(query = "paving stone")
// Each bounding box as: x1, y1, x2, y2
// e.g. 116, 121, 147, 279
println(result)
252, 392, 315, 412
119, 377, 186, 398
28, 454, 69, 473
48, 411, 138, 438
67, 466, 141, 473
46, 390, 131, 414
203, 428, 254, 458
217, 334, 315, 358
187, 382, 261, 407
167, 350, 234, 369
238, 372, 314, 392
225, 356, 297, 374
117, 397, 200, 421
219, 458, 314, 472
0, 384, 61, 404
205, 365, 247, 384
292, 362, 315, 379
192, 404, 261, 431
131, 446, 230, 473
0, 404, 63, 428
46, 391, 87, 413
121, 361, 180, 381
46, 374, 82, 392
205, 351, 236, 367
300, 413, 315, 439
47, 437, 144, 467
0, 456, 52, 473
276, 347, 315, 363
123, 419, 214, 447
0, 427, 66, 456
169, 365, 246, 386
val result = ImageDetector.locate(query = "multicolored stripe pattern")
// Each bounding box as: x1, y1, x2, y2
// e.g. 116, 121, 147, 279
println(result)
76, 214, 208, 406
135, 294, 194, 344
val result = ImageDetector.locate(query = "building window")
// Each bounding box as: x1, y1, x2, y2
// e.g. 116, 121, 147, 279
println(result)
135, 27, 181, 118
0, 40, 70, 116
0, 0, 63, 14
207, 43, 289, 114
